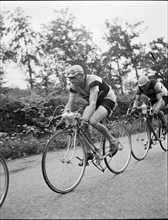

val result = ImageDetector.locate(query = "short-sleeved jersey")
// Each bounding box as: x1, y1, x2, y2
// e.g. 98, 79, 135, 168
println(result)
69, 74, 116, 105
136, 79, 168, 102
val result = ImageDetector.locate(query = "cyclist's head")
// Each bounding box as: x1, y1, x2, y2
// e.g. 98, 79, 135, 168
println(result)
68, 65, 84, 78
138, 75, 150, 87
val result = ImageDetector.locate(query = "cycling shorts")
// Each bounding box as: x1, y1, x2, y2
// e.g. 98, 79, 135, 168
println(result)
96, 99, 116, 116
163, 96, 168, 106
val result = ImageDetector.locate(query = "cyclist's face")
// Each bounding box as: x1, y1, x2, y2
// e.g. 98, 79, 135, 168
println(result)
69, 73, 83, 86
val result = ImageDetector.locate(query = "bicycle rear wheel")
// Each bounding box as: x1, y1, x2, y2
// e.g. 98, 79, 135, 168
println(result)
103, 123, 131, 174
42, 129, 86, 194
130, 117, 151, 160
0, 154, 9, 208
159, 115, 168, 151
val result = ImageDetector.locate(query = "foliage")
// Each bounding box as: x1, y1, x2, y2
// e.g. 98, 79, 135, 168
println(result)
0, 135, 46, 159
0, 87, 135, 160
36, 8, 100, 93
0, 87, 86, 136
0, 12, 7, 87
148, 38, 168, 82
4, 7, 39, 89
1, 6, 167, 95
0, 89, 135, 161
103, 18, 147, 92
0, 6, 167, 160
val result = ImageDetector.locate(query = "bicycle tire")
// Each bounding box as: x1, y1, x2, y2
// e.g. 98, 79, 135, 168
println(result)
130, 117, 151, 161
42, 129, 86, 194
158, 115, 168, 151
103, 123, 132, 174
0, 154, 9, 208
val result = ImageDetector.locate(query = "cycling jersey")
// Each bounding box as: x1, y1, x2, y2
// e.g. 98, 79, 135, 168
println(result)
136, 79, 168, 105
69, 74, 117, 106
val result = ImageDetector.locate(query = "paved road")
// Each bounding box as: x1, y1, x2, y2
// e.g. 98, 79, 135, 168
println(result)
1, 143, 167, 219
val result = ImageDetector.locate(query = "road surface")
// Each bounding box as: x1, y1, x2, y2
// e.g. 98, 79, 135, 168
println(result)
1, 143, 167, 219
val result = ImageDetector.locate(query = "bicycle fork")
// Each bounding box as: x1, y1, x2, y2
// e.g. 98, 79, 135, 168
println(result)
61, 128, 83, 165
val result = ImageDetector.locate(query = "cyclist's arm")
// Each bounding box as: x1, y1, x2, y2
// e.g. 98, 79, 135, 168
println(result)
133, 87, 141, 108
64, 92, 77, 112
82, 89, 98, 122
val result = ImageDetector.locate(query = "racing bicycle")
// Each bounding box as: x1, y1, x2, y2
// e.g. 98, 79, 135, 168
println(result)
0, 153, 9, 208
127, 100, 168, 161
42, 109, 132, 194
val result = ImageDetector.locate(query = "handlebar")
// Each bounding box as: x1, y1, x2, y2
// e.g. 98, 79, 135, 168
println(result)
62, 111, 82, 121
126, 102, 152, 117
46, 108, 83, 128
58, 109, 83, 128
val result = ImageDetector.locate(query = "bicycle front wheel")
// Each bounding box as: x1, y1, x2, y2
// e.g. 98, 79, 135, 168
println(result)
42, 129, 86, 194
130, 117, 151, 160
103, 123, 132, 174
0, 154, 9, 208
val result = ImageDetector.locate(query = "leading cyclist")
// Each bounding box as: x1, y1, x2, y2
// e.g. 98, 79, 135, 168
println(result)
63, 64, 118, 165
131, 75, 168, 136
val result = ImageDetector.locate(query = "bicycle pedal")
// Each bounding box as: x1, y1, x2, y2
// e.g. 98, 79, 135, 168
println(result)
78, 160, 84, 166
96, 154, 104, 160
78, 158, 92, 167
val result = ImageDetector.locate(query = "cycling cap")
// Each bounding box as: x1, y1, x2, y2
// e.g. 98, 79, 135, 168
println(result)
68, 65, 84, 78
138, 75, 149, 86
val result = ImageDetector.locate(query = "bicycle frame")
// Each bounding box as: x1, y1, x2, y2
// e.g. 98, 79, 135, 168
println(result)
59, 108, 131, 172
73, 120, 111, 172
146, 115, 160, 141
128, 101, 163, 144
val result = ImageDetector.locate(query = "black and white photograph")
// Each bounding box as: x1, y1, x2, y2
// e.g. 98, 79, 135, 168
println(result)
0, 1, 167, 219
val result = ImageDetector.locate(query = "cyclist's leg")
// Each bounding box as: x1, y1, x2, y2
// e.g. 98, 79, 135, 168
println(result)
149, 100, 163, 144
89, 100, 117, 147
81, 110, 96, 164
148, 122, 152, 149
89, 106, 109, 139
78, 121, 94, 165
154, 98, 166, 128
80, 122, 92, 152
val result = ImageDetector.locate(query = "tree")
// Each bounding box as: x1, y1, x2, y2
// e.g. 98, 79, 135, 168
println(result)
103, 18, 147, 92
4, 7, 39, 90
148, 38, 168, 83
0, 12, 8, 90
102, 18, 132, 92
38, 8, 101, 91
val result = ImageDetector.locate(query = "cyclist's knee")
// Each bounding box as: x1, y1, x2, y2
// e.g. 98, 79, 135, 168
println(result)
89, 118, 98, 127
158, 109, 164, 115
160, 99, 165, 110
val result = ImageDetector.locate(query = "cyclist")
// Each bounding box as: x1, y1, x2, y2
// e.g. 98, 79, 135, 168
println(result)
63, 64, 118, 165
131, 75, 168, 138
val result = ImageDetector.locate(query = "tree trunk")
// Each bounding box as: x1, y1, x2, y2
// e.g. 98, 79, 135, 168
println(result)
134, 66, 139, 80
116, 58, 124, 94
27, 56, 33, 90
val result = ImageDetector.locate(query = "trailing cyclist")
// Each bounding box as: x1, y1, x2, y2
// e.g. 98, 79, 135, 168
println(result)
131, 75, 168, 138
62, 64, 118, 165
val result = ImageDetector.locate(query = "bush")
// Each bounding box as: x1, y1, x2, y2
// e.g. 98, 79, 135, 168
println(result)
0, 136, 46, 160
0, 88, 139, 160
